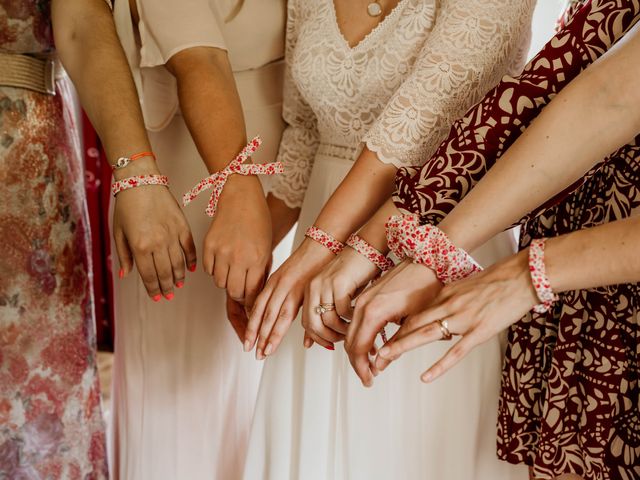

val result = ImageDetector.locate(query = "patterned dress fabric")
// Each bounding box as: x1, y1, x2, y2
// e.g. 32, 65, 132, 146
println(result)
392, 1, 640, 478
0, 2, 108, 479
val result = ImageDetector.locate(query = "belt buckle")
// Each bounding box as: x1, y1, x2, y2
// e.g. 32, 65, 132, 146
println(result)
44, 58, 56, 96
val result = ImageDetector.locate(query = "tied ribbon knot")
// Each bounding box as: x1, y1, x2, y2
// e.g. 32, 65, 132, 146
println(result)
182, 136, 284, 217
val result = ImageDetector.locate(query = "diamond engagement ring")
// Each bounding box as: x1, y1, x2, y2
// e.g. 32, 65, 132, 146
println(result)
314, 303, 336, 315
436, 319, 453, 341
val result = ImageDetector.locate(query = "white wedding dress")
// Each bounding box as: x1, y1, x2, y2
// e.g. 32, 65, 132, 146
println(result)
244, 0, 536, 479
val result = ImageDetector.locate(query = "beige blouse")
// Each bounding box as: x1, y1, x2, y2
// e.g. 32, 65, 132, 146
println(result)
114, 0, 286, 131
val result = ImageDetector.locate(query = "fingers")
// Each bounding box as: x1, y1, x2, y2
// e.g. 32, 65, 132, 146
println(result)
132, 251, 162, 301
256, 289, 302, 360
262, 295, 299, 356
226, 294, 249, 343
227, 266, 247, 303
153, 251, 175, 300
334, 291, 354, 322
169, 242, 186, 289
244, 266, 266, 310
179, 229, 198, 273
113, 230, 133, 279
421, 333, 478, 383
245, 281, 274, 351
375, 317, 444, 371
213, 261, 230, 290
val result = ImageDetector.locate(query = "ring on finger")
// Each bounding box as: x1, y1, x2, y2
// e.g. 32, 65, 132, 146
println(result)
435, 319, 453, 341
314, 303, 336, 316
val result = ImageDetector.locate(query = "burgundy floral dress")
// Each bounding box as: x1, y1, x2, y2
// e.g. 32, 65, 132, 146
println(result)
0, 2, 108, 478
393, 1, 640, 478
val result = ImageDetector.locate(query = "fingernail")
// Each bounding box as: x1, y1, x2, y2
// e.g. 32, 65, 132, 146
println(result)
118, 268, 124, 279
264, 344, 273, 356
243, 340, 251, 352
165, 292, 174, 301
379, 346, 390, 358
176, 281, 184, 289
256, 349, 265, 361
152, 294, 162, 302
303, 338, 313, 349
422, 372, 433, 383
188, 263, 197, 272
324, 345, 335, 351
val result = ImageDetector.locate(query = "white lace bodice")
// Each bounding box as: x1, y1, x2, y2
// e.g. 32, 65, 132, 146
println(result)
270, 0, 536, 208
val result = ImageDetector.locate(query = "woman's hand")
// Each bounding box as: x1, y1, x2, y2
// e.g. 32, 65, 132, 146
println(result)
375, 250, 537, 383
345, 259, 441, 387
226, 293, 250, 342
112, 160, 197, 301
203, 175, 272, 309
301, 247, 380, 348
244, 238, 335, 359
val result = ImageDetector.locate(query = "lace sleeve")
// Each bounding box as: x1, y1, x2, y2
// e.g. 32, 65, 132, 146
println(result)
268, 0, 320, 209
393, 0, 640, 224
363, 0, 535, 168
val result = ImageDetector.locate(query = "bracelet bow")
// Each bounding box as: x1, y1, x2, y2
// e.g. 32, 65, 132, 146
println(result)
385, 214, 482, 284
182, 136, 284, 217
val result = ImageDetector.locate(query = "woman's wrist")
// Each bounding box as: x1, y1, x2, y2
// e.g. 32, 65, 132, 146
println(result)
112, 156, 161, 181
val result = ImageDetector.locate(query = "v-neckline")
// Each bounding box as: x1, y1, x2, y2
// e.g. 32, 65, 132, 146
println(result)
328, 0, 408, 51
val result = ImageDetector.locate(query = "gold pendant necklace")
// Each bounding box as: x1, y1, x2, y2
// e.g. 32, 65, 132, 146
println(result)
367, 1, 383, 17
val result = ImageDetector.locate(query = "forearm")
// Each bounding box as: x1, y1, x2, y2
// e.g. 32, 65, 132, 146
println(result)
314, 148, 396, 240
52, 0, 155, 178
544, 216, 640, 292
440, 22, 640, 251
356, 199, 402, 254
167, 47, 247, 173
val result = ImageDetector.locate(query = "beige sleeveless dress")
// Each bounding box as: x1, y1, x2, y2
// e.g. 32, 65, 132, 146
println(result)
111, 2, 285, 479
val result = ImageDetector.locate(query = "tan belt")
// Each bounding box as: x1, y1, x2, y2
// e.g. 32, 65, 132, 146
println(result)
0, 53, 57, 95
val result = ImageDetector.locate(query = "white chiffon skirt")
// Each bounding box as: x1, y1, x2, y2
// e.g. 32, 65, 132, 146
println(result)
109, 66, 286, 480
243, 145, 530, 480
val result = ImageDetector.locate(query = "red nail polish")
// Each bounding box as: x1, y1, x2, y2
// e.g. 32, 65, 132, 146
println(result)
152, 294, 162, 302
188, 264, 197, 272
324, 345, 335, 351
118, 268, 124, 279
165, 292, 174, 301
176, 281, 184, 289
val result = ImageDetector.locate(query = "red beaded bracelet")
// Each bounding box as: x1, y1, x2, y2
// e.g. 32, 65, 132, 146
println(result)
305, 226, 345, 255
111, 174, 169, 196
182, 136, 283, 217
528, 238, 559, 313
346, 233, 393, 272
112, 151, 156, 170
385, 214, 481, 284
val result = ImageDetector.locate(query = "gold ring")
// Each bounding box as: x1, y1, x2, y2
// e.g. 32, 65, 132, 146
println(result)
314, 303, 336, 315
436, 319, 453, 341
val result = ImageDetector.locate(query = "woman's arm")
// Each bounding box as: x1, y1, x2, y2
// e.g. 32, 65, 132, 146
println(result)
438, 18, 640, 251
164, 46, 272, 307
375, 214, 640, 383
52, 0, 197, 301
248, 0, 536, 355
345, 2, 640, 386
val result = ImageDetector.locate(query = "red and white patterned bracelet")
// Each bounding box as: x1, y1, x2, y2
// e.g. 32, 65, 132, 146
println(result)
528, 238, 559, 313
182, 136, 284, 217
305, 226, 345, 255
385, 214, 481, 284
111, 174, 169, 196
346, 233, 394, 272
